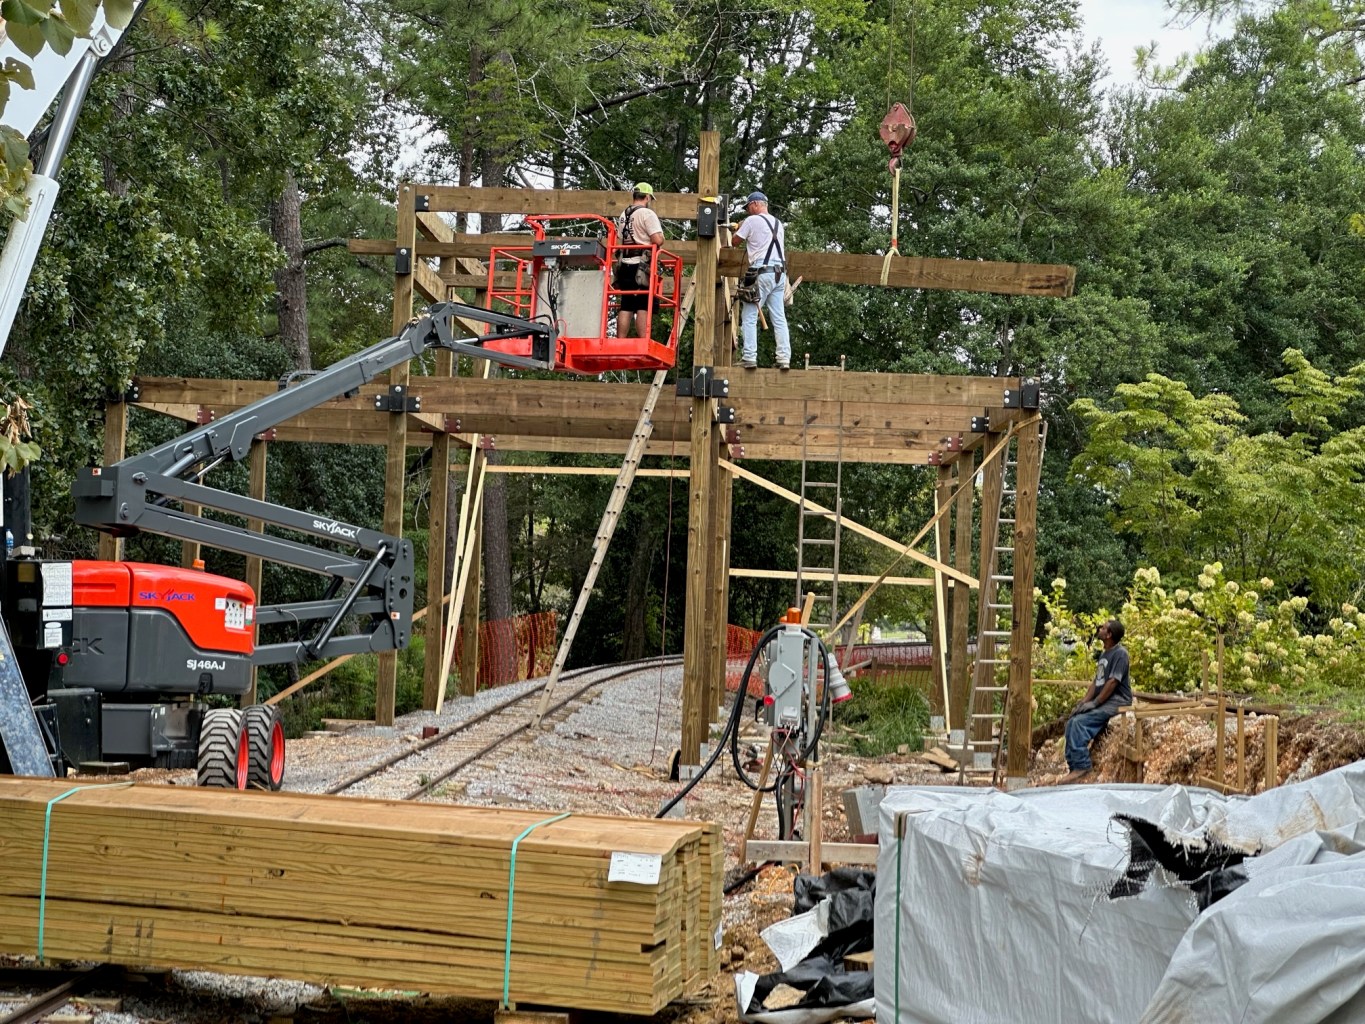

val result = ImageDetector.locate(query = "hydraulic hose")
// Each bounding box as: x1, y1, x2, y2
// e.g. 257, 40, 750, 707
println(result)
654, 624, 784, 818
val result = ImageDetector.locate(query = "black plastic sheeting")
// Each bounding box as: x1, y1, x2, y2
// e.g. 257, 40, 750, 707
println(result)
741, 868, 876, 1017
1108, 813, 1256, 911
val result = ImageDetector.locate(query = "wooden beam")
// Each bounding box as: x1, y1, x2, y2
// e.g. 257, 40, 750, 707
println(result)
376, 183, 417, 727
730, 568, 931, 586
1005, 418, 1043, 779
727, 369, 1018, 406
409, 185, 703, 222
949, 455, 974, 729
784, 252, 1074, 297
457, 499, 483, 698
719, 459, 976, 588
421, 353, 455, 711
241, 440, 268, 707
681, 134, 720, 766
97, 398, 128, 562
932, 466, 953, 723
483, 464, 687, 477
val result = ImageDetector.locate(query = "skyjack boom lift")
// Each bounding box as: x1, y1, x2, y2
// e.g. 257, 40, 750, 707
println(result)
0, 2, 683, 785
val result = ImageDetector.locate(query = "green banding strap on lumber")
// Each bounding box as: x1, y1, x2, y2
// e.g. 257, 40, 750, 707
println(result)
894, 829, 903, 1022
39, 782, 132, 959
502, 811, 572, 1009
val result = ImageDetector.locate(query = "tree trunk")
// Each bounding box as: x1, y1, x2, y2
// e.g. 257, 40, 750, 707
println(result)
269, 170, 311, 371
621, 519, 659, 660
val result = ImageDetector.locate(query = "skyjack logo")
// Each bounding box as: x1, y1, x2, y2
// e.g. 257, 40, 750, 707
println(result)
312, 518, 360, 540
139, 590, 197, 602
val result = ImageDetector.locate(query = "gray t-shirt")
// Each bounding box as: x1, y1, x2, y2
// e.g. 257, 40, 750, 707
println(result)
1095, 644, 1132, 709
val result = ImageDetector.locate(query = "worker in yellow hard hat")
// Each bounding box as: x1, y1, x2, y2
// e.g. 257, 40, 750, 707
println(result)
615, 182, 665, 339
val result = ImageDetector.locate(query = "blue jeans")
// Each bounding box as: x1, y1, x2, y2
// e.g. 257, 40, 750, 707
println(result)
740, 264, 790, 364
1065, 706, 1116, 771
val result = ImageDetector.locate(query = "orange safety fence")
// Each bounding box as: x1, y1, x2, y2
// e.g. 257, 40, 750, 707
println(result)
726, 624, 765, 696
454, 611, 559, 690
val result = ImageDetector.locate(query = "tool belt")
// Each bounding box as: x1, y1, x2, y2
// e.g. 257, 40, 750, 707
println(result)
738, 263, 783, 304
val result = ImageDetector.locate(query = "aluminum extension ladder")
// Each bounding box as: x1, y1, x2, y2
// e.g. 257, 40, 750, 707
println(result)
958, 420, 1047, 784
795, 356, 846, 640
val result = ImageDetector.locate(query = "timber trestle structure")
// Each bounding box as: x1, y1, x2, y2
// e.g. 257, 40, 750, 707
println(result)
103, 133, 1072, 783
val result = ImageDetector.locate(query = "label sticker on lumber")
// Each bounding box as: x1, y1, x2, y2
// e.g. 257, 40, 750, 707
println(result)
608, 851, 662, 885
714, 921, 724, 950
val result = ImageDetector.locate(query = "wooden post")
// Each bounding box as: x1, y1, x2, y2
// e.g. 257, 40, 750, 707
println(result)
97, 397, 128, 562
421, 351, 455, 710
949, 456, 974, 730
376, 183, 417, 726
710, 463, 734, 718
1264, 715, 1278, 790
1235, 705, 1246, 792
458, 499, 483, 697
931, 464, 953, 727
680, 132, 721, 766
241, 439, 268, 707
806, 760, 823, 873
1005, 419, 1042, 779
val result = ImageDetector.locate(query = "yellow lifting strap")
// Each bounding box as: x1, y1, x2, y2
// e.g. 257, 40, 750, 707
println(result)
878, 103, 916, 285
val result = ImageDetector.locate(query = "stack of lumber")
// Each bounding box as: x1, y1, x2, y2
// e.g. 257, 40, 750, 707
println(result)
0, 779, 721, 1015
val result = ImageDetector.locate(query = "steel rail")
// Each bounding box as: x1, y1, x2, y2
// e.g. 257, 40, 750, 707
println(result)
0, 965, 115, 1024
401, 656, 681, 800
325, 654, 680, 796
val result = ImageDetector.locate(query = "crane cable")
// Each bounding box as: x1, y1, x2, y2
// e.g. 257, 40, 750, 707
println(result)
879, 0, 916, 285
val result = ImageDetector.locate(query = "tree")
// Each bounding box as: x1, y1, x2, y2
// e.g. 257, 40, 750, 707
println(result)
1070, 352, 1365, 607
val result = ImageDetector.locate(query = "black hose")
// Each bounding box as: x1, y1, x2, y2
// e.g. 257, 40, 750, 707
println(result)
654, 624, 784, 818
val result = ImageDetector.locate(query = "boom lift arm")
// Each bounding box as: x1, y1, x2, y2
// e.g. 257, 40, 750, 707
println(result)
72, 301, 555, 666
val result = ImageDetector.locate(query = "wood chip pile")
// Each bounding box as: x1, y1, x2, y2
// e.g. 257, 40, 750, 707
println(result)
0, 779, 721, 1015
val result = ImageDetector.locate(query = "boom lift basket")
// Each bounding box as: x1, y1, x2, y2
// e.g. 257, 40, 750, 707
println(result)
481, 214, 684, 374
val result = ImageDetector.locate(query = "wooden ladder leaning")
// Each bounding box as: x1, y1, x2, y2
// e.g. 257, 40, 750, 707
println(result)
530, 288, 696, 727
796, 355, 846, 643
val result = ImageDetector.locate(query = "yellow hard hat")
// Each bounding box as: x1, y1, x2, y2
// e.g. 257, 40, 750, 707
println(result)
633, 182, 655, 195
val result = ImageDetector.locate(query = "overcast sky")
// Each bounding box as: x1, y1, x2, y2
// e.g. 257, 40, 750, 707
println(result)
1077, 0, 1231, 87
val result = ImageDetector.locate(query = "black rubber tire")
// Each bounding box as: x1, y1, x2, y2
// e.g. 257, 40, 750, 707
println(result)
242, 704, 285, 791
197, 707, 245, 788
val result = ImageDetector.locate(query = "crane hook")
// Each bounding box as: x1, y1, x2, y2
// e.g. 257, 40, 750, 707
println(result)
879, 102, 917, 173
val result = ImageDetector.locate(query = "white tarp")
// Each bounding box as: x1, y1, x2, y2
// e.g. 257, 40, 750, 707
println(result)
875, 762, 1365, 1024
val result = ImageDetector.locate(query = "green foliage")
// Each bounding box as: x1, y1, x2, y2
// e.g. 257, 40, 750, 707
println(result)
1036, 563, 1365, 722
832, 680, 930, 757
1071, 353, 1365, 610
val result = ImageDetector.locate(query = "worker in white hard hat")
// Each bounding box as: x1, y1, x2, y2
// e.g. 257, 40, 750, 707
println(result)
731, 190, 791, 370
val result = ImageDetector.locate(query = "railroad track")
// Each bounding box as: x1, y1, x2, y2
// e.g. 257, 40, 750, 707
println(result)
326, 654, 682, 801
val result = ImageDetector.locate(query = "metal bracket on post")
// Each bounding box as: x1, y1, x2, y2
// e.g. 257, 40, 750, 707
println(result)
675, 367, 730, 399
442, 415, 462, 433
478, 435, 497, 451
943, 434, 963, 452
414, 194, 430, 212
395, 246, 413, 276
374, 385, 421, 413
115, 384, 140, 404
195, 407, 216, 425
715, 405, 736, 424
1003, 380, 1041, 410
970, 413, 990, 433
928, 451, 943, 466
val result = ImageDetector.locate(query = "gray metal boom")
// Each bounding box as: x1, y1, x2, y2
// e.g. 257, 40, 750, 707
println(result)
71, 302, 556, 664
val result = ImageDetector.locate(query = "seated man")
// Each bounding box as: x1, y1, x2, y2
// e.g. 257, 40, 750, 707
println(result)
1060, 619, 1131, 784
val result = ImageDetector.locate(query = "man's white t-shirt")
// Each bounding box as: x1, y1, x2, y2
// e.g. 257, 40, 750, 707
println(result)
618, 204, 663, 263
735, 213, 785, 266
